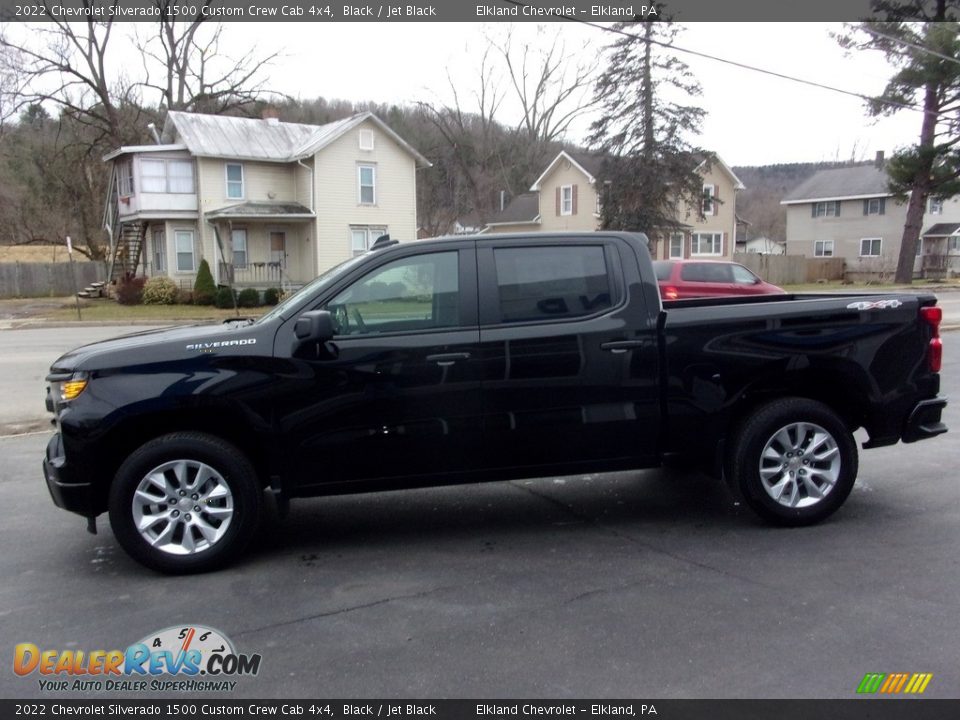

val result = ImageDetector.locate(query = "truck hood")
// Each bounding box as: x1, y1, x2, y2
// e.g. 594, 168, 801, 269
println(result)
50, 321, 272, 373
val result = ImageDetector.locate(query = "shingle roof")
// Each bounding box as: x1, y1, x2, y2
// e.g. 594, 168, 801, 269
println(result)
159, 111, 430, 166
922, 223, 960, 237
782, 165, 891, 203
487, 192, 540, 224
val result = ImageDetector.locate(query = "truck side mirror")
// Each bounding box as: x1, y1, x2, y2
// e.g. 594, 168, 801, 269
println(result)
294, 310, 335, 343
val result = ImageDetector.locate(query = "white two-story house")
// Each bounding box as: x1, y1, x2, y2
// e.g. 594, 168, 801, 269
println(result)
102, 110, 430, 291
484, 150, 744, 261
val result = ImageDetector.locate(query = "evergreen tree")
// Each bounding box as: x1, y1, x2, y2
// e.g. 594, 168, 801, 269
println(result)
588, 17, 709, 235
840, 1, 960, 283
193, 259, 216, 306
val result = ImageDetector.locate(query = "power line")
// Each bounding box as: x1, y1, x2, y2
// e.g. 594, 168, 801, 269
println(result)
859, 23, 960, 67
500, 1, 929, 117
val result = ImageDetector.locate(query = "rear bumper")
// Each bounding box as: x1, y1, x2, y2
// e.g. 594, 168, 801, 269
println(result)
43, 433, 96, 517
902, 397, 948, 444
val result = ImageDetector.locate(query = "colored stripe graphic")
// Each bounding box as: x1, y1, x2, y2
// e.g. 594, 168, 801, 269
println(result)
857, 672, 932, 694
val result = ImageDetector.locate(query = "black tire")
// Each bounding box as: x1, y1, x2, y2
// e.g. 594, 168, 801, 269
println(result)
108, 432, 262, 573
727, 398, 858, 526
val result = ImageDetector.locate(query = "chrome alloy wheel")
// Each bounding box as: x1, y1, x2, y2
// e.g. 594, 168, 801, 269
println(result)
758, 422, 842, 508
131, 460, 234, 555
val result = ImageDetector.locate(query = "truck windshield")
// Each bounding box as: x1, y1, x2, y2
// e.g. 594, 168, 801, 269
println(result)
255, 254, 370, 325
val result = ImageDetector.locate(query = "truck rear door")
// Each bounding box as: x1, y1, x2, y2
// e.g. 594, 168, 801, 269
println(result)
475, 236, 660, 472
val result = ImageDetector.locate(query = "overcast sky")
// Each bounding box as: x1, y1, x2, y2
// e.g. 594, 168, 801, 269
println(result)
221, 21, 919, 167
11, 20, 924, 167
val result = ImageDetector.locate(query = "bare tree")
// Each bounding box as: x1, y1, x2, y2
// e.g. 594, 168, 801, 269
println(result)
136, 1, 280, 114
489, 26, 598, 150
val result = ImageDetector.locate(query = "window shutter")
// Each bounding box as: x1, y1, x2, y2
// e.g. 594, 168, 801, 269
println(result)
879, 198, 885, 215
811, 204, 817, 218
712, 187, 719, 216
863, 200, 869, 216
720, 233, 725, 256
572, 184, 578, 215
835, 201, 841, 217
556, 187, 561, 216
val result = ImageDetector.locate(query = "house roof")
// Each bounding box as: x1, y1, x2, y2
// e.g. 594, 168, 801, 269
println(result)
205, 201, 315, 220
158, 111, 431, 167
781, 165, 891, 204
923, 222, 960, 237
102, 144, 188, 162
486, 192, 541, 226
530, 149, 744, 192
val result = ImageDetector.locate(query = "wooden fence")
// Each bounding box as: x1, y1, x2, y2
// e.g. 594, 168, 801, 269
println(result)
735, 254, 845, 285
0, 261, 108, 298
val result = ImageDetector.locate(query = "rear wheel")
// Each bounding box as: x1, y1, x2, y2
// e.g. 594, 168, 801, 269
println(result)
108, 432, 261, 573
727, 398, 858, 526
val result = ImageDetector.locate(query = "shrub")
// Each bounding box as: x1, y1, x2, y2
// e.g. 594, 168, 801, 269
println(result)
263, 287, 281, 306
193, 259, 217, 305
237, 288, 260, 308
176, 289, 193, 305
214, 286, 236, 309
115, 277, 145, 305
142, 276, 179, 305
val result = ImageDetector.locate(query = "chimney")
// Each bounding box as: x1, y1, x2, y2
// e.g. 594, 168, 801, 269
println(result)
261, 106, 280, 125
875, 150, 885, 169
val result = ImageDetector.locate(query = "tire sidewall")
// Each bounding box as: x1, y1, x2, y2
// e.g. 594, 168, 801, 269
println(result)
733, 400, 858, 526
108, 433, 260, 573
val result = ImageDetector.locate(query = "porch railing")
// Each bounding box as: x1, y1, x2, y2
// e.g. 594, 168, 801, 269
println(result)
219, 261, 284, 286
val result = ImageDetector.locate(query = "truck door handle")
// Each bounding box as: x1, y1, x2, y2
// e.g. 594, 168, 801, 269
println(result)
600, 340, 644, 354
426, 352, 471, 366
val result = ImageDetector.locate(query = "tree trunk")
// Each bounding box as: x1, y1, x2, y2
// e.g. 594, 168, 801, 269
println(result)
894, 79, 939, 284
641, 22, 654, 160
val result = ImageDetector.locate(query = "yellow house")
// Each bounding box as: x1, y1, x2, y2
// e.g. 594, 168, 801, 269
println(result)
485, 150, 744, 260
103, 111, 430, 291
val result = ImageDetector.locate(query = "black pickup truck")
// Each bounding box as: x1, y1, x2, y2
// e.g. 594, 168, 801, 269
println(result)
42, 232, 947, 573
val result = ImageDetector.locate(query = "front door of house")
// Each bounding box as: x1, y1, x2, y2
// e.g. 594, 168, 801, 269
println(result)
270, 231, 287, 268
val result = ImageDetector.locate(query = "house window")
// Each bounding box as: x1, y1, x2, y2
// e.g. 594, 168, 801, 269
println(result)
948, 236, 960, 252
864, 198, 885, 215
359, 129, 375, 151
691, 232, 723, 256
231, 229, 248, 268
118, 159, 134, 196
929, 197, 944, 215
669, 233, 685, 259
226, 163, 244, 199
174, 230, 195, 272
813, 201, 841, 218
358, 164, 376, 205
702, 185, 716, 215
152, 229, 166, 273
560, 185, 573, 215
140, 159, 194, 194
860, 238, 882, 257
814, 240, 834, 257
350, 226, 387, 256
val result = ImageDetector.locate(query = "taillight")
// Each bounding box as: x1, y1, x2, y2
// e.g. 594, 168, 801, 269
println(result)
921, 306, 942, 373
663, 286, 679, 300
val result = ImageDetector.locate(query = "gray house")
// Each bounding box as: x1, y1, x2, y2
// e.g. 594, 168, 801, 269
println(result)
782, 158, 960, 280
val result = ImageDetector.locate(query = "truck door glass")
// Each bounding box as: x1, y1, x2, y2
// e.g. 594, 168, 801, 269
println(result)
324, 251, 460, 335
493, 245, 612, 323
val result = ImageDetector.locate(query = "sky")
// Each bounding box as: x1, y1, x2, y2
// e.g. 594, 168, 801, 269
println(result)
8, 20, 925, 167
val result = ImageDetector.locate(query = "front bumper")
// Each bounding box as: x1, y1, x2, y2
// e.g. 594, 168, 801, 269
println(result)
42, 433, 96, 517
902, 397, 948, 444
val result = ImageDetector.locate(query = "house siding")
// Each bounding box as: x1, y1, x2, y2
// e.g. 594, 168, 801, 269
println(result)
784, 198, 908, 275
537, 162, 599, 233
312, 118, 418, 274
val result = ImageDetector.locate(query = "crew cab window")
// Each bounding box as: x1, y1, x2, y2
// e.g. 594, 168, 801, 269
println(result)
325, 251, 460, 335
493, 245, 612, 323
680, 263, 733, 283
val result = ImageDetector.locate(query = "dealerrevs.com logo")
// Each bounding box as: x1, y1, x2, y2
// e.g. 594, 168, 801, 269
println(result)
14, 625, 261, 693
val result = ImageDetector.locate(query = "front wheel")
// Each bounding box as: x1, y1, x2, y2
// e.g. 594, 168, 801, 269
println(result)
727, 398, 858, 526
108, 432, 262, 573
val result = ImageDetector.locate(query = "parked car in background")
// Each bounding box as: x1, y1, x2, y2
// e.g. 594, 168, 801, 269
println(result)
654, 259, 786, 299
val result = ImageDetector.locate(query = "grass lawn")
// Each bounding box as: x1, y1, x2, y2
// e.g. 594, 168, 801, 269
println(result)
41, 299, 268, 323
781, 280, 960, 293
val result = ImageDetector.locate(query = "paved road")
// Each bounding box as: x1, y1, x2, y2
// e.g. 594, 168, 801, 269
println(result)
0, 339, 957, 700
